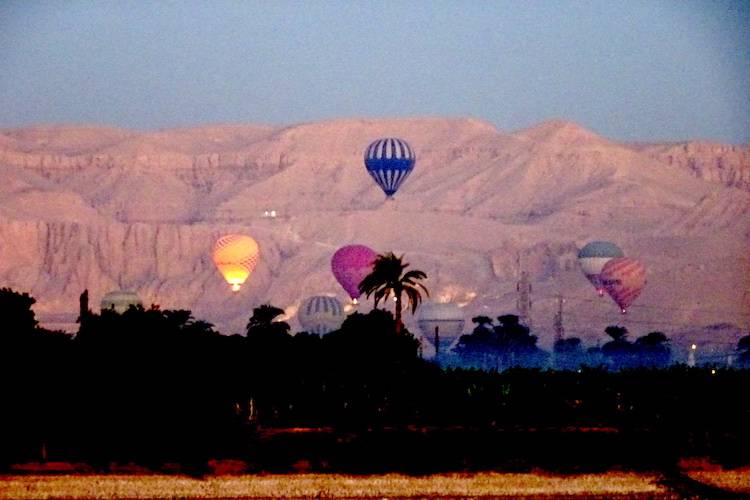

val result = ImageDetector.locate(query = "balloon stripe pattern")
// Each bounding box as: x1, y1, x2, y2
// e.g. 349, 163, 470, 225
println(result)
364, 137, 415, 197
577, 241, 624, 296
305, 296, 343, 317
600, 257, 647, 313
298, 295, 344, 335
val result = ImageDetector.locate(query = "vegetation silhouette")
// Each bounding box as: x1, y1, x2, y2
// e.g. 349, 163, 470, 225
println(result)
553, 337, 587, 371
454, 314, 548, 370
0, 287, 748, 473
358, 252, 428, 334
738, 334, 750, 368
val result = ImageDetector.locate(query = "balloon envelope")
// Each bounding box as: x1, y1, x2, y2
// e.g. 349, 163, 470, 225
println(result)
600, 257, 646, 313
577, 241, 625, 296
364, 137, 415, 197
298, 295, 344, 335
417, 302, 465, 349
213, 234, 260, 292
331, 244, 377, 301
100, 290, 142, 314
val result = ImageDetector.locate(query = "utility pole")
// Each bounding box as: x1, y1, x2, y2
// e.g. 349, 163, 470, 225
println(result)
553, 294, 565, 342
516, 253, 532, 330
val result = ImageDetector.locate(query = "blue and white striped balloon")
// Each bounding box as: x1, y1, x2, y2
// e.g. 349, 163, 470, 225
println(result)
364, 137, 415, 197
298, 295, 345, 335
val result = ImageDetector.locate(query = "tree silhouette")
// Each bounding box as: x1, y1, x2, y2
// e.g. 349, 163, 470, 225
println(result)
553, 337, 586, 371
605, 325, 629, 342
471, 315, 494, 331
633, 331, 671, 368
246, 304, 290, 339
321, 309, 421, 429
494, 315, 548, 369
358, 252, 429, 334
737, 334, 750, 368
602, 325, 633, 370
455, 314, 548, 370
454, 323, 497, 370
0, 287, 38, 342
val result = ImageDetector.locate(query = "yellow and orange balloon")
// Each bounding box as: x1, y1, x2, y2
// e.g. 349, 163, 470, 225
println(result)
213, 234, 260, 292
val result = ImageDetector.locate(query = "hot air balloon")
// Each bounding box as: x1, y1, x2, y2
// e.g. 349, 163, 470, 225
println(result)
600, 257, 647, 314
331, 244, 377, 304
213, 234, 260, 292
364, 137, 415, 198
298, 295, 344, 335
100, 290, 142, 314
417, 302, 465, 358
577, 241, 625, 296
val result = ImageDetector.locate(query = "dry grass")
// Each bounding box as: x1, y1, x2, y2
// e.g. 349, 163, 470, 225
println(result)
0, 472, 667, 499
686, 468, 750, 494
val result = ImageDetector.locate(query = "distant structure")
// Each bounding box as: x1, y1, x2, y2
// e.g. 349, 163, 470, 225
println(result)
553, 294, 565, 341
417, 302, 465, 363
688, 343, 697, 367
516, 253, 533, 330
298, 295, 344, 335
100, 290, 143, 314
78, 289, 90, 323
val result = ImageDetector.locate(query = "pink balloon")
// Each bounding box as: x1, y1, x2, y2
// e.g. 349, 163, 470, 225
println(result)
600, 257, 647, 313
331, 244, 377, 301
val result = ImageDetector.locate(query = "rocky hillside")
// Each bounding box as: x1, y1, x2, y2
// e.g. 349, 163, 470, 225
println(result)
0, 118, 747, 355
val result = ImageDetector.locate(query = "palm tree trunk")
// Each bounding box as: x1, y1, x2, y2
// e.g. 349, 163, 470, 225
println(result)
395, 290, 403, 334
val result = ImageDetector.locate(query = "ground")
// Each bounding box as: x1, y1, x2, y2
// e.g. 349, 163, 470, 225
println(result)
1, 470, 748, 499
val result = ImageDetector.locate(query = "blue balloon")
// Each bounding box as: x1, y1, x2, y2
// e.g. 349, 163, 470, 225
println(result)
364, 137, 415, 197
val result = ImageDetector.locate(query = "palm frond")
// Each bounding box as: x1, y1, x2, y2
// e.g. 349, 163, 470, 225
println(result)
403, 270, 427, 280
403, 287, 424, 314
373, 288, 390, 308
357, 252, 430, 318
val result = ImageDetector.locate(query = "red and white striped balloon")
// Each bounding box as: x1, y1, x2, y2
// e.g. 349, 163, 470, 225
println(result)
600, 257, 647, 313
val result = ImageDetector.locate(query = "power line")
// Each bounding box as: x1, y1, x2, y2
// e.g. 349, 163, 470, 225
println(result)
553, 293, 565, 342
534, 295, 750, 318
561, 312, 744, 331
516, 253, 532, 330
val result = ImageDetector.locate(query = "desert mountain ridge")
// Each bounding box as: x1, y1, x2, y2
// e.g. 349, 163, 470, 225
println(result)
0, 117, 748, 359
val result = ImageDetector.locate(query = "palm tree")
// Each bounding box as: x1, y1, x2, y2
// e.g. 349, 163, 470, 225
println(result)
358, 252, 429, 334
246, 304, 290, 339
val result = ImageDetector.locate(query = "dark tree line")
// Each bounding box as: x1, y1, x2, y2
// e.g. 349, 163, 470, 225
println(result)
453, 314, 548, 370
452, 317, 674, 371
1, 287, 749, 472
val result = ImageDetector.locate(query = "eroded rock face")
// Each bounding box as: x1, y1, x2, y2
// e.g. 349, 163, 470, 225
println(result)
0, 118, 747, 347
632, 141, 750, 191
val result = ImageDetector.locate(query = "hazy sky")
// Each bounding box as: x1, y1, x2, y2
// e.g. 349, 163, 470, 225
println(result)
1, 1, 748, 143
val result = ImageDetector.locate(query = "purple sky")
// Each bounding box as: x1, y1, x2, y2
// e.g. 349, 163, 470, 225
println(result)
0, 1, 748, 143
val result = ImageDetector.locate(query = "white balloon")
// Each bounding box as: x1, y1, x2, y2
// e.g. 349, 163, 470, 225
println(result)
298, 295, 344, 335
100, 290, 142, 314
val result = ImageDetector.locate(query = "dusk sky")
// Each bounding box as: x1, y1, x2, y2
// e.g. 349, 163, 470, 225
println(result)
1, 0, 748, 143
